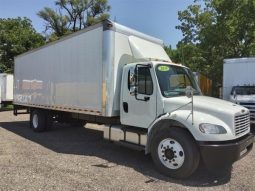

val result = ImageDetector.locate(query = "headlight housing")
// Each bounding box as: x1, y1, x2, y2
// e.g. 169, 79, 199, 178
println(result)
199, 123, 227, 134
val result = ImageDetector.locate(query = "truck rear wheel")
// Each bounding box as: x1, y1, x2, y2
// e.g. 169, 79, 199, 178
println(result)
150, 127, 199, 179
30, 110, 46, 132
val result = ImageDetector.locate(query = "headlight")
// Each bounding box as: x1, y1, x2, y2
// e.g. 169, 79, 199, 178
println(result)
199, 123, 227, 134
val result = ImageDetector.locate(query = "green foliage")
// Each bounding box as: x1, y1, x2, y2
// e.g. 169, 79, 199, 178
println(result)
172, 0, 255, 96
38, 0, 110, 39
38, 7, 70, 37
165, 44, 207, 72
0, 17, 45, 73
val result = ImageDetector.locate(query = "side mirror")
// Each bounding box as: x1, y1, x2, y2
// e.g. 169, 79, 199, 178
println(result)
233, 90, 236, 99
130, 86, 137, 96
185, 86, 193, 98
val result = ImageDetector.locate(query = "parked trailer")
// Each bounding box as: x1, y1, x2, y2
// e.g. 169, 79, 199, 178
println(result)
0, 73, 13, 108
14, 20, 253, 179
223, 58, 255, 123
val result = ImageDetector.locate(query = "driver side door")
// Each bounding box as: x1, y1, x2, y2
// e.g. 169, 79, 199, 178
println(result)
120, 65, 157, 128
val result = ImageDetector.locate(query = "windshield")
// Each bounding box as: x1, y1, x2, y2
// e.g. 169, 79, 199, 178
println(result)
231, 86, 255, 95
155, 64, 201, 97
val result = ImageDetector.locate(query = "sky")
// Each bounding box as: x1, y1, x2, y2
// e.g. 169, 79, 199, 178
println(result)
0, 0, 194, 48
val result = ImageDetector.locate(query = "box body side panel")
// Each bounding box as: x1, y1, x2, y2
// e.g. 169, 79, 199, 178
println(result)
14, 27, 104, 115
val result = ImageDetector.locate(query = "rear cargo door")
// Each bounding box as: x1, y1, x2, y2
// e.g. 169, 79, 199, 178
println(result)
121, 65, 157, 128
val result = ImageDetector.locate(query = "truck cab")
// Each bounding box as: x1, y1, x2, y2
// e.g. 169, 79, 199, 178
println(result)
116, 61, 254, 178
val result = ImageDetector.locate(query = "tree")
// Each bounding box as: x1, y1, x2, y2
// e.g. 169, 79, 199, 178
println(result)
165, 44, 207, 72
37, 7, 70, 38
0, 17, 45, 73
174, 0, 255, 96
38, 0, 110, 39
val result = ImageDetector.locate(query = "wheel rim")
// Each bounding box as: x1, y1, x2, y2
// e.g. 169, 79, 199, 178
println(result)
32, 113, 39, 129
157, 138, 185, 169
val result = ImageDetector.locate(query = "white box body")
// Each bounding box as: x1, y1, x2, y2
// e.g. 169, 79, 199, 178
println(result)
14, 21, 170, 117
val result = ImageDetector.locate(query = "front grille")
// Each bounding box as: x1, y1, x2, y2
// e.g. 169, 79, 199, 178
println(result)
240, 102, 255, 122
235, 113, 250, 136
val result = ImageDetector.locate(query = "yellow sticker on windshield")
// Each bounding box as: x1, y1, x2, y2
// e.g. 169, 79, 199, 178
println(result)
158, 66, 170, 71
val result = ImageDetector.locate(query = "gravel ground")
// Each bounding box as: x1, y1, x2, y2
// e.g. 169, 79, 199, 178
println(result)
0, 110, 254, 191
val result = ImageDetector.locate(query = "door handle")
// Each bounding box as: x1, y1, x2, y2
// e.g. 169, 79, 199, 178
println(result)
144, 96, 150, 101
123, 102, 128, 113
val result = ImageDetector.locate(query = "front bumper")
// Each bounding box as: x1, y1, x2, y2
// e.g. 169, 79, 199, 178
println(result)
198, 133, 254, 168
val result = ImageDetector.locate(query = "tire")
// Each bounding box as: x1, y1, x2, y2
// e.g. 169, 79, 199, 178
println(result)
150, 127, 200, 179
30, 110, 47, 132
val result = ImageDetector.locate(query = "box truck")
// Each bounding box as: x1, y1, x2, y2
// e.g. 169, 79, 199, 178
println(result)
223, 58, 255, 123
14, 20, 254, 178
0, 73, 13, 108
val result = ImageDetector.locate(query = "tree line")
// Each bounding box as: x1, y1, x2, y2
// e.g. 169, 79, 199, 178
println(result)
1, 0, 255, 97
166, 0, 255, 96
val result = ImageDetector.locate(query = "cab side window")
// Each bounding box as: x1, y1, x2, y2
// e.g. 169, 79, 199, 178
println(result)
137, 67, 153, 95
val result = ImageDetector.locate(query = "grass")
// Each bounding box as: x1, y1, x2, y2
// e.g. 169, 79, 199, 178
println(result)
0, 103, 13, 111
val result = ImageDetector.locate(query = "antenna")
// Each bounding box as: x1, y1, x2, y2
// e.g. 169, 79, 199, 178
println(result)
167, 86, 194, 125
185, 86, 194, 125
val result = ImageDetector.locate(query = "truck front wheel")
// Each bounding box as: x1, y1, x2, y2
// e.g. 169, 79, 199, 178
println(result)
150, 127, 199, 179
30, 110, 46, 132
